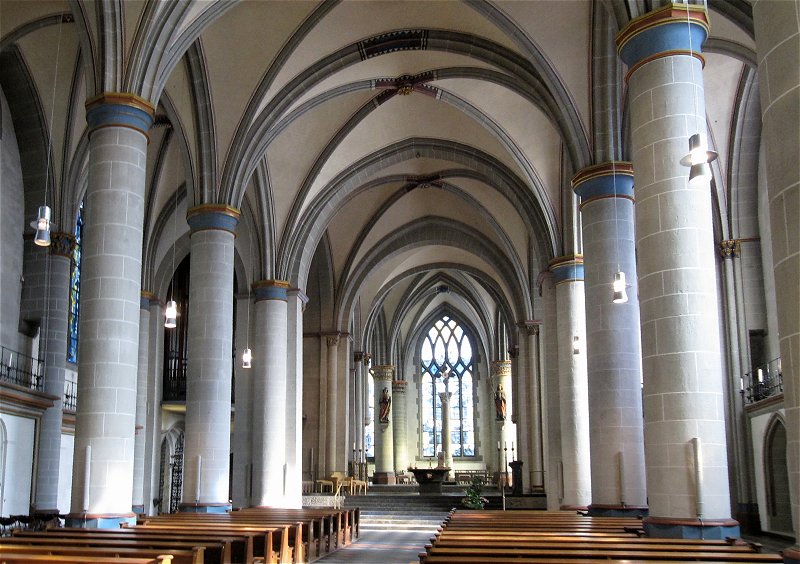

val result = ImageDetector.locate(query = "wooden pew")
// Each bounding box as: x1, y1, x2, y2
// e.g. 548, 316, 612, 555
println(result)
0, 542, 202, 563
0, 554, 165, 564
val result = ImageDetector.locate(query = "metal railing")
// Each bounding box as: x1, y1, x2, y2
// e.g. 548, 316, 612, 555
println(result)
63, 379, 77, 411
742, 358, 783, 405
0, 345, 43, 391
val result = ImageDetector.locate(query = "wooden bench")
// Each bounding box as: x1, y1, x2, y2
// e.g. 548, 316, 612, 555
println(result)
0, 542, 202, 563
0, 554, 165, 563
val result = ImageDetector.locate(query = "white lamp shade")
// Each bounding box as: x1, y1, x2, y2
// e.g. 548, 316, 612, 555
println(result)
612, 271, 629, 304
164, 300, 178, 328
31, 205, 52, 247
681, 133, 718, 167
688, 162, 712, 186
242, 347, 252, 369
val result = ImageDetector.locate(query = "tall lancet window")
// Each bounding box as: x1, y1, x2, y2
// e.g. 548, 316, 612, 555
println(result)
67, 202, 83, 364
420, 315, 475, 457
365, 369, 375, 459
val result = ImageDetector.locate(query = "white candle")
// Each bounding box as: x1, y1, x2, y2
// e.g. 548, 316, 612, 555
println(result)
497, 441, 500, 450
757, 368, 763, 383
82, 445, 91, 512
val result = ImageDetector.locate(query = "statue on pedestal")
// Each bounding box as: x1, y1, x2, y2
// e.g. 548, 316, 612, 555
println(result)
379, 387, 391, 422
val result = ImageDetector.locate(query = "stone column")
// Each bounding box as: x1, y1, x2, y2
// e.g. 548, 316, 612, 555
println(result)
143, 296, 164, 515
521, 322, 544, 491
573, 163, 647, 516
541, 273, 561, 510
69, 93, 153, 527
231, 294, 252, 509
753, 1, 800, 555
490, 360, 513, 485
32, 232, 73, 515
353, 352, 365, 457
251, 280, 290, 507
549, 256, 591, 510
508, 343, 528, 492
392, 380, 408, 474
286, 288, 308, 508
617, 5, 736, 537
372, 364, 395, 484
132, 291, 155, 515
438, 391, 453, 475
181, 204, 240, 513
325, 334, 340, 474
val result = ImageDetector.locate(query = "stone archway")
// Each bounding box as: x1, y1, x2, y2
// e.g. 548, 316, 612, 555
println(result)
764, 416, 793, 534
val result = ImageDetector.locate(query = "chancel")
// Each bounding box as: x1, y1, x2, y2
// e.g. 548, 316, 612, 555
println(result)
0, 1, 797, 563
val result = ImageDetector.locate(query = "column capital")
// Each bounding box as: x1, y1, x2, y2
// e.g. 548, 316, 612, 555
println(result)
572, 162, 635, 210
548, 255, 584, 284
353, 351, 365, 363
140, 290, 158, 309
252, 279, 289, 301
392, 380, 407, 393
324, 332, 341, 347
372, 364, 395, 381
49, 231, 75, 258
85, 92, 155, 136
616, 3, 709, 75
718, 239, 740, 259
517, 320, 542, 336
363, 353, 372, 366
186, 204, 241, 235
507, 345, 520, 359
490, 360, 512, 379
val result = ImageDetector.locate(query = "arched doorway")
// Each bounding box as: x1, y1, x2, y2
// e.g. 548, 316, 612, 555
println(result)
764, 416, 793, 534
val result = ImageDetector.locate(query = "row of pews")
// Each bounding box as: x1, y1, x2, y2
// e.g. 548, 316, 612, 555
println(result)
420, 510, 785, 563
0, 506, 358, 563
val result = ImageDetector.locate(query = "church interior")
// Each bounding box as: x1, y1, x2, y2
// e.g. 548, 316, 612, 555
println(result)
0, 0, 798, 562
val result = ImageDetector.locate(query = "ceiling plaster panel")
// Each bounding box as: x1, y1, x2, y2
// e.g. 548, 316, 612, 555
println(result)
0, 0, 66, 39
266, 89, 377, 241
303, 93, 523, 217
707, 8, 756, 52
494, 0, 591, 132
264, 0, 520, 106
703, 53, 742, 192
199, 0, 317, 175
434, 77, 560, 220
123, 1, 145, 69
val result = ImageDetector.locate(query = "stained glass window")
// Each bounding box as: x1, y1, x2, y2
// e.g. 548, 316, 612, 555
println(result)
67, 203, 83, 364
420, 315, 475, 457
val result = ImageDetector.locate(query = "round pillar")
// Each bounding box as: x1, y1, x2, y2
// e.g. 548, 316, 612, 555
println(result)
181, 204, 240, 513
251, 280, 289, 507
32, 232, 73, 514
438, 391, 453, 475
392, 380, 408, 474
285, 288, 308, 508
372, 364, 395, 484
549, 255, 591, 510
69, 93, 153, 527
490, 360, 513, 485
131, 291, 155, 514
325, 334, 340, 474
617, 5, 736, 538
573, 163, 647, 516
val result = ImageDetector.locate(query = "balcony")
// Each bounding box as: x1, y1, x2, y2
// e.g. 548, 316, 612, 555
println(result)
742, 358, 783, 406
0, 345, 43, 391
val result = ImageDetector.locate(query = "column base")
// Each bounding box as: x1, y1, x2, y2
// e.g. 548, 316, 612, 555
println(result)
373, 471, 396, 484
643, 516, 740, 539
65, 513, 137, 528
588, 504, 649, 518
560, 504, 589, 511
782, 546, 800, 564
132, 505, 145, 515
31, 508, 60, 516
178, 502, 232, 513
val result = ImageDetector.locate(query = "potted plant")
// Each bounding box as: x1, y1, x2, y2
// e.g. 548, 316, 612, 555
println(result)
461, 475, 489, 509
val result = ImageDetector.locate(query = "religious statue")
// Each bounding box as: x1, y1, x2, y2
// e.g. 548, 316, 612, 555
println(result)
379, 387, 391, 422
494, 383, 507, 421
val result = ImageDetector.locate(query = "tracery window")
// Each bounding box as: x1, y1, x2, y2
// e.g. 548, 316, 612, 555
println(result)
420, 315, 475, 457
67, 203, 83, 364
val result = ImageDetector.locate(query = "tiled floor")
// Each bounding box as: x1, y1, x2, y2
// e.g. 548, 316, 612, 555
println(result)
316, 528, 434, 564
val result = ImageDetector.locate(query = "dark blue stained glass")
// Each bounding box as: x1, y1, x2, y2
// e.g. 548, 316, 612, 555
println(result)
67, 205, 83, 364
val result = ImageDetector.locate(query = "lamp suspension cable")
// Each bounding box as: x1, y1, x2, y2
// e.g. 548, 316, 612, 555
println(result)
242, 237, 252, 369
32, 15, 65, 247
164, 85, 181, 329
610, 115, 628, 304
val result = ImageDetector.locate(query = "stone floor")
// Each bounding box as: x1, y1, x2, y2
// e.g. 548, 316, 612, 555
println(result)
315, 528, 434, 564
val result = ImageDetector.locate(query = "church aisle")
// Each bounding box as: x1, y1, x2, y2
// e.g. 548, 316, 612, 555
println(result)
316, 528, 434, 563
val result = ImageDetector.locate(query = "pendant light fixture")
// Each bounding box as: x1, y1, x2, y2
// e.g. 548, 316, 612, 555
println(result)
679, 2, 717, 186
31, 15, 65, 246
165, 90, 181, 329
611, 160, 628, 304
241, 237, 253, 369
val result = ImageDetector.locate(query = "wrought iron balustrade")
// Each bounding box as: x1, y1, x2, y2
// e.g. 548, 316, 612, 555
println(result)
742, 358, 783, 405
63, 379, 77, 410
0, 345, 43, 391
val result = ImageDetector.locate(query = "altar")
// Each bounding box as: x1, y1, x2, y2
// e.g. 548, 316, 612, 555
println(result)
408, 467, 451, 494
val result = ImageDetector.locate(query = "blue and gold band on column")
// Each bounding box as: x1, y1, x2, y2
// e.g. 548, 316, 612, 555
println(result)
548, 255, 584, 284
140, 290, 158, 310
85, 93, 155, 136
186, 204, 241, 235
616, 3, 709, 73
572, 162, 635, 210
253, 280, 290, 301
